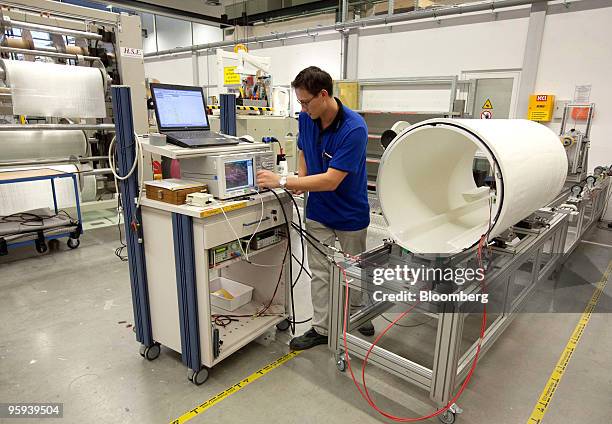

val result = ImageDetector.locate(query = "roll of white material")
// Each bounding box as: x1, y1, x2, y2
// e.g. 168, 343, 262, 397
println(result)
0, 130, 87, 160
1, 59, 106, 118
377, 119, 568, 254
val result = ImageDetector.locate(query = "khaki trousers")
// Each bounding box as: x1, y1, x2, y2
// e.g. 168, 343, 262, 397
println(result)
305, 218, 367, 336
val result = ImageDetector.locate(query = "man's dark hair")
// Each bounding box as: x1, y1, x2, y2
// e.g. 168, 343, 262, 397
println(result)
291, 66, 333, 97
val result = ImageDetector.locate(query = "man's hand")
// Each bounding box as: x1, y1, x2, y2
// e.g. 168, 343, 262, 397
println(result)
292, 189, 305, 196
257, 170, 281, 189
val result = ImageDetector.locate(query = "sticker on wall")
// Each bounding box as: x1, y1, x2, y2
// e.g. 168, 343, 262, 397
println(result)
120, 47, 143, 59
482, 99, 493, 109
481, 110, 493, 119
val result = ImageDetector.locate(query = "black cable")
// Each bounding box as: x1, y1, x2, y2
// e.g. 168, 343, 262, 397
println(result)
0, 210, 77, 239
290, 221, 382, 270
269, 189, 297, 334
277, 189, 315, 327
114, 192, 128, 262
291, 222, 335, 262
212, 315, 239, 327
380, 314, 433, 328
282, 188, 307, 288
1, 210, 74, 226
292, 253, 312, 278
255, 235, 289, 316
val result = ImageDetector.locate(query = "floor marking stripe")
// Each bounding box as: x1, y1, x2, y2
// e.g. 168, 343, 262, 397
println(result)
526, 260, 612, 424
170, 350, 302, 424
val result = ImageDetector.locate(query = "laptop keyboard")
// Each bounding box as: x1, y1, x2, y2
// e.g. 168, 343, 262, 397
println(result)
166, 131, 222, 139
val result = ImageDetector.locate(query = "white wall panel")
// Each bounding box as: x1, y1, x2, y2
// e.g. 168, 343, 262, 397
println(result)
193, 23, 223, 44
144, 55, 193, 85
358, 17, 529, 79
249, 38, 342, 86
155, 15, 192, 51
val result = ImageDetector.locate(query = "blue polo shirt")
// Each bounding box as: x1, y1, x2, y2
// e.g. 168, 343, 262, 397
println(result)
297, 98, 370, 231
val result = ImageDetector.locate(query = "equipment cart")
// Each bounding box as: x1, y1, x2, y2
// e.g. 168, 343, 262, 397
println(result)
0, 168, 82, 256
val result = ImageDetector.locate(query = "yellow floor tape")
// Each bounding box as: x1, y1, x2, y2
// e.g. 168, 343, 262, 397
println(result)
527, 260, 612, 423
170, 350, 302, 424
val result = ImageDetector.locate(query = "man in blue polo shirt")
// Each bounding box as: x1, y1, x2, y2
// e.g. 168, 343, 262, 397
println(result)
257, 66, 372, 350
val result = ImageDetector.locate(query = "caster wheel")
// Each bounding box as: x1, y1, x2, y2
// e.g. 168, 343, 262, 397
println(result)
336, 357, 347, 372
439, 411, 456, 424
139, 345, 146, 358
48, 239, 61, 251
144, 343, 161, 361
192, 367, 209, 385
35, 241, 48, 254
276, 319, 291, 332
67, 238, 80, 249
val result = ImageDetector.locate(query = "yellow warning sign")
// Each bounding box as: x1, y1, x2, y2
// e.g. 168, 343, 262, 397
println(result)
223, 66, 241, 85
482, 99, 493, 109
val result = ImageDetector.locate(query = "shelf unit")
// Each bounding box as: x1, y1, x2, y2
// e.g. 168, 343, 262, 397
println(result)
140, 137, 270, 160
334, 76, 470, 190
211, 300, 285, 365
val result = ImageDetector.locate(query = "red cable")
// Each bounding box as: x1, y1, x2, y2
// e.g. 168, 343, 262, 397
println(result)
340, 236, 488, 422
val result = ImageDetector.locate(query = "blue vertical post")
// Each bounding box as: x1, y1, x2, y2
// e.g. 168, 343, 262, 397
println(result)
111, 86, 153, 348
220, 93, 236, 136
172, 213, 201, 372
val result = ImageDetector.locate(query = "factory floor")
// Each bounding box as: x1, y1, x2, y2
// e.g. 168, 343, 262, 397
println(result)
1, 223, 611, 424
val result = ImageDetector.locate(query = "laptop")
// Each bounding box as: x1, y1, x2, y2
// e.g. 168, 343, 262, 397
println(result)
150, 83, 239, 148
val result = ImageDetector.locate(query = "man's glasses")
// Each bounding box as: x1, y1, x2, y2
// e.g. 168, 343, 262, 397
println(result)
296, 92, 321, 107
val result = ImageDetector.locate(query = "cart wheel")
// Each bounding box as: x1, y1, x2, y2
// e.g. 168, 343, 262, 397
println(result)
439, 410, 456, 424
48, 239, 61, 251
35, 241, 48, 254
144, 343, 161, 361
276, 319, 291, 332
192, 367, 209, 385
67, 238, 80, 249
336, 356, 347, 373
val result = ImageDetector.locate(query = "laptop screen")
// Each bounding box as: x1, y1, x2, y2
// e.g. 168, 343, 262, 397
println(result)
151, 84, 209, 131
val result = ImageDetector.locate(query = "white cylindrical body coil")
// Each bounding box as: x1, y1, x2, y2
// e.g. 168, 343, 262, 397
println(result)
377, 119, 568, 254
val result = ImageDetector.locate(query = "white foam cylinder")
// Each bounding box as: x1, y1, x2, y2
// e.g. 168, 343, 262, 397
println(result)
0, 130, 87, 160
1, 59, 106, 118
377, 119, 568, 254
